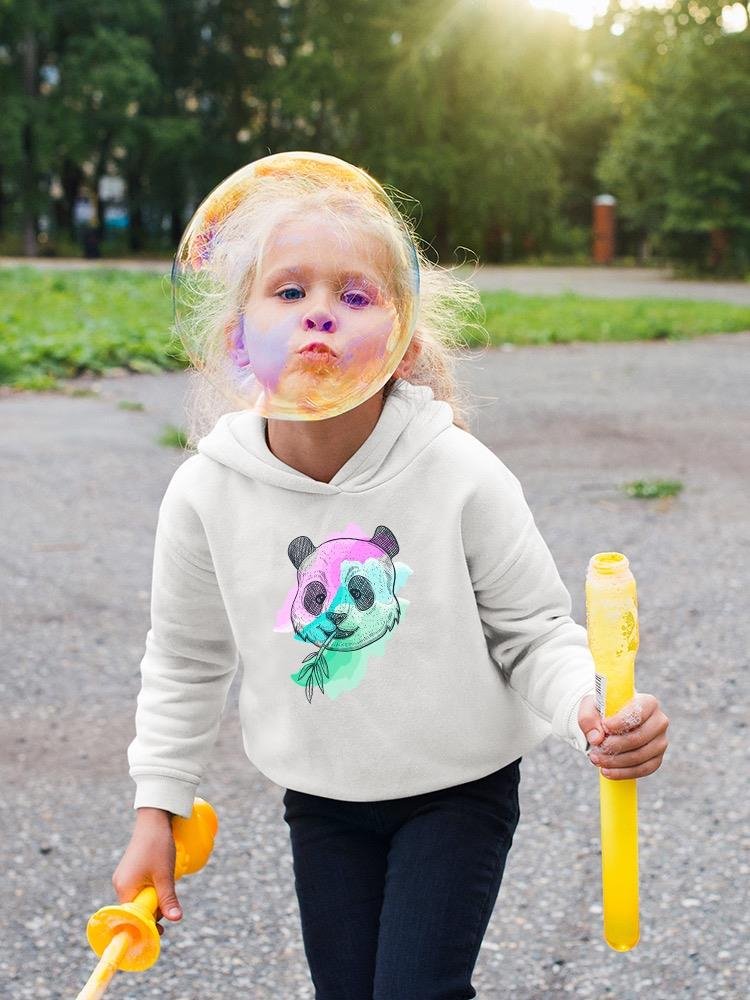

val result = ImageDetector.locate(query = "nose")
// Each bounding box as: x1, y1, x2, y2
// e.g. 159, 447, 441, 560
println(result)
302, 305, 337, 333
325, 610, 347, 626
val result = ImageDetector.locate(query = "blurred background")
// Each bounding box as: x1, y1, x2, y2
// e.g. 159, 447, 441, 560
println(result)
1, 0, 749, 272
2, 0, 750, 393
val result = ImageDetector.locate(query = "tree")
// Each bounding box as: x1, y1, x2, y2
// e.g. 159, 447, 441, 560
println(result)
0, 1, 56, 253
592, 0, 750, 272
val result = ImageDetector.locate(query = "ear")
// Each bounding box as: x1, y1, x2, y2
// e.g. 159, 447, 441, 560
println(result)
370, 525, 399, 558
393, 339, 421, 380
226, 315, 251, 369
288, 535, 316, 569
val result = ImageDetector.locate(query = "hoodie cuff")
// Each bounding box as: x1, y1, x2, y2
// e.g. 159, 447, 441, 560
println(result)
554, 684, 597, 756
132, 773, 198, 819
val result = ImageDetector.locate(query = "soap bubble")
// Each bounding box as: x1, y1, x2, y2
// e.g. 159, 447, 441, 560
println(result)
172, 151, 420, 420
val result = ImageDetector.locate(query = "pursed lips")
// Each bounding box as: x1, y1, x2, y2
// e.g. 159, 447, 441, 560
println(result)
298, 342, 338, 357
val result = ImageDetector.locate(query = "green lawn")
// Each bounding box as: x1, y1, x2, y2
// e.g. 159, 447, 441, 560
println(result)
478, 290, 750, 346
0, 268, 185, 390
1, 267, 748, 390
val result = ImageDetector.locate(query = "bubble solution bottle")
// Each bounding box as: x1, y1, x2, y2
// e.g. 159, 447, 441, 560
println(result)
585, 552, 640, 951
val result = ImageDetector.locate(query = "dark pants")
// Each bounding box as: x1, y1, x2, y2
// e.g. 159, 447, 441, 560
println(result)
282, 758, 522, 1000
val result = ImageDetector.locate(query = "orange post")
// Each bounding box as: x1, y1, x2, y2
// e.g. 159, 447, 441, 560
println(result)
592, 194, 617, 264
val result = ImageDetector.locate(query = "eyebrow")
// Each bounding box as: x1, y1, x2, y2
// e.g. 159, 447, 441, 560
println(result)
263, 264, 381, 287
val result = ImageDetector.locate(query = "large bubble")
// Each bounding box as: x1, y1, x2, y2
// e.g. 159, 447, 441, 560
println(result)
172, 151, 420, 420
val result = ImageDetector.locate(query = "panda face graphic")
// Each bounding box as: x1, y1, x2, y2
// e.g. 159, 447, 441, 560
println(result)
287, 525, 402, 702
288, 525, 401, 652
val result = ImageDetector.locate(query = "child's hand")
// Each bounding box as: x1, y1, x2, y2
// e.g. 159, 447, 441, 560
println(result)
112, 808, 183, 937
578, 692, 670, 779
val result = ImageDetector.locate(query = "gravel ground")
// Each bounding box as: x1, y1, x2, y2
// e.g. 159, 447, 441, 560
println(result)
1, 333, 748, 999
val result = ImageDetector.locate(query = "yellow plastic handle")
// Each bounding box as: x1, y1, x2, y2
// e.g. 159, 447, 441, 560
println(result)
585, 552, 640, 952
78, 797, 218, 999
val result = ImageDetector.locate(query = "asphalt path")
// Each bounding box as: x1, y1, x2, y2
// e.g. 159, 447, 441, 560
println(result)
2, 333, 748, 998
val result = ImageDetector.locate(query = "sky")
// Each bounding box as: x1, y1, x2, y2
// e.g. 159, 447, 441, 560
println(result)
529, 0, 611, 29
529, 1, 749, 32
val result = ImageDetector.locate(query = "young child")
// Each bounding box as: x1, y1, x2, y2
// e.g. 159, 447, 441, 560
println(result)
113, 152, 669, 999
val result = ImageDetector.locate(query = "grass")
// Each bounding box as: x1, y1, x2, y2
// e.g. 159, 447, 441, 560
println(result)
623, 479, 684, 499
0, 267, 748, 389
158, 424, 189, 449
0, 268, 185, 389
476, 290, 750, 346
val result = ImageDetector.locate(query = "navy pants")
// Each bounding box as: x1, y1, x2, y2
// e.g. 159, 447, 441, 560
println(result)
282, 758, 522, 1000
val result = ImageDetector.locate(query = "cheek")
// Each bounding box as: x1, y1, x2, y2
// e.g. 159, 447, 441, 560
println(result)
238, 311, 300, 388
349, 305, 394, 333
345, 305, 397, 347
339, 329, 393, 370
246, 301, 284, 335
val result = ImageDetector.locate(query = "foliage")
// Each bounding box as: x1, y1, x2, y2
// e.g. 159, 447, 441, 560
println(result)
593, 1, 750, 273
0, 267, 185, 384
0, 0, 618, 262
0, 1, 748, 272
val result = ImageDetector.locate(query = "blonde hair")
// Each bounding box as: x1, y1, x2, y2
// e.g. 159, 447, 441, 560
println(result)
174, 164, 487, 447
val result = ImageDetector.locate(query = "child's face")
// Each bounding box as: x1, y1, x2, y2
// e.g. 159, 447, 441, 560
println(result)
237, 214, 400, 411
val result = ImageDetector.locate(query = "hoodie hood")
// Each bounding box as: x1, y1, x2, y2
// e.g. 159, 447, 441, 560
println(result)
196, 379, 455, 495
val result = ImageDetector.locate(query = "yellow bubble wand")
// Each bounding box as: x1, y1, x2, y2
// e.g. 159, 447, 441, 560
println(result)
585, 552, 640, 952
76, 798, 218, 999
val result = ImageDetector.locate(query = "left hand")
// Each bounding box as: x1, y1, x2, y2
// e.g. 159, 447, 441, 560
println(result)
577, 691, 670, 779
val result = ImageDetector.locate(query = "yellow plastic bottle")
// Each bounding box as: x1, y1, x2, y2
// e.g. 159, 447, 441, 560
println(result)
585, 552, 640, 952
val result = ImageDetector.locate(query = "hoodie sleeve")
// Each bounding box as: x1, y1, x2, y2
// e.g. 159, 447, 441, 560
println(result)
127, 465, 240, 818
462, 452, 595, 755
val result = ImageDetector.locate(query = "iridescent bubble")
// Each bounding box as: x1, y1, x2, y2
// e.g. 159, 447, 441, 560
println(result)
172, 151, 420, 420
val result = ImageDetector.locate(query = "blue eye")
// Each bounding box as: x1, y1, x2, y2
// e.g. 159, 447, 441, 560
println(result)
275, 284, 373, 306
342, 290, 371, 308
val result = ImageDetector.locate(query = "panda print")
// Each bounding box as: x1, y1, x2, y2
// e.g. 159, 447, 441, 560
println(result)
285, 525, 406, 702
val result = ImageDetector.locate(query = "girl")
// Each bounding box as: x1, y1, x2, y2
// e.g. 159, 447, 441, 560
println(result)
113, 152, 669, 999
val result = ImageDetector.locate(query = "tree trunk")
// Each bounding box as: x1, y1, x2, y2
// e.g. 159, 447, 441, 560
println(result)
21, 25, 39, 256
61, 158, 83, 241
127, 169, 144, 252
171, 208, 183, 247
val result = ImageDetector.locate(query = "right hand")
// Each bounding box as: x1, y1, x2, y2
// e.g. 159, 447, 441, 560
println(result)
112, 808, 183, 936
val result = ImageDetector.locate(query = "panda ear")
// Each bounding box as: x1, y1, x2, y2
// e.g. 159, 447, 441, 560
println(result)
370, 525, 399, 558
288, 535, 315, 569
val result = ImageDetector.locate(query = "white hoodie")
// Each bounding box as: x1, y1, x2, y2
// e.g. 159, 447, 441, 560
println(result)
127, 379, 596, 817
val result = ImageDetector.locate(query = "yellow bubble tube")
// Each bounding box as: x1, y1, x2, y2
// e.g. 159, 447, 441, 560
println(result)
76, 798, 218, 999
585, 552, 640, 952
